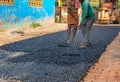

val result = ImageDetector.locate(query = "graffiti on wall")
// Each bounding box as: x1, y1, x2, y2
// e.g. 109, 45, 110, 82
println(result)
0, 0, 14, 5
0, 0, 55, 24
29, 0, 43, 7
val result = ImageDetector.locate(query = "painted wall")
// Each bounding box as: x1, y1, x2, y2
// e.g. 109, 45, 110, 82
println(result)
0, 0, 55, 23
118, 0, 120, 9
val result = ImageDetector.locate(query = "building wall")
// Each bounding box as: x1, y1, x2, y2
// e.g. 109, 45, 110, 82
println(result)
118, 0, 120, 9
0, 0, 55, 23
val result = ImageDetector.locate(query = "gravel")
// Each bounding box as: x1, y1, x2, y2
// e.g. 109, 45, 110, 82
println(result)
0, 26, 120, 82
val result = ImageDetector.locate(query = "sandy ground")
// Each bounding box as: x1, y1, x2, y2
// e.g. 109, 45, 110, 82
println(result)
0, 23, 67, 46
0, 23, 120, 82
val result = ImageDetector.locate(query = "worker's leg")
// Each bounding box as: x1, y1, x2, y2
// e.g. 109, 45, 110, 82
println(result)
67, 24, 72, 44
80, 18, 95, 48
72, 26, 77, 42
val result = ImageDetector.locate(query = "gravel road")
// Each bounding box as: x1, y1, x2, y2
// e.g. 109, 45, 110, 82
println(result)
0, 26, 120, 82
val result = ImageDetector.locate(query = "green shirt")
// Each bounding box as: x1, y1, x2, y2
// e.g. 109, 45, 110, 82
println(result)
80, 0, 95, 25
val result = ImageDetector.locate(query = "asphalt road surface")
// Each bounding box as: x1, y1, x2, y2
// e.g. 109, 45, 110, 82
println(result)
0, 26, 120, 82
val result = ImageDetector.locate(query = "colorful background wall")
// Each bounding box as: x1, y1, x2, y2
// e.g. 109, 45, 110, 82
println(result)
0, 0, 55, 23
118, 0, 120, 9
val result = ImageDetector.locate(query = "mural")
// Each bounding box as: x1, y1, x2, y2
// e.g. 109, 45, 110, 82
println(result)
0, 0, 55, 23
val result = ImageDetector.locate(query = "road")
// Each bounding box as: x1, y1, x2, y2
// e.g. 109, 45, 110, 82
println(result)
0, 26, 120, 82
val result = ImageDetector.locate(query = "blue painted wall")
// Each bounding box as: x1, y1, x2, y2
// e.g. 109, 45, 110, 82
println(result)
0, 0, 55, 23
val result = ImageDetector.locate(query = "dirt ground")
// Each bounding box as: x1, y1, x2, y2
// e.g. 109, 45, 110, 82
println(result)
83, 33, 120, 82
0, 23, 67, 46
0, 23, 120, 82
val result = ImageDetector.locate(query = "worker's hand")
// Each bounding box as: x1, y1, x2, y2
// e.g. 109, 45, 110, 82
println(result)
73, 26, 77, 30
78, 24, 82, 28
